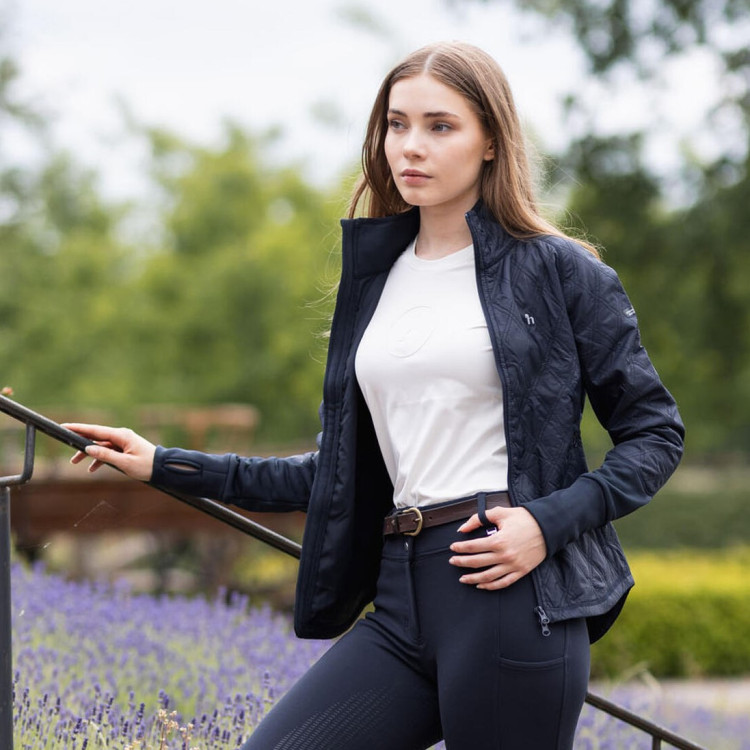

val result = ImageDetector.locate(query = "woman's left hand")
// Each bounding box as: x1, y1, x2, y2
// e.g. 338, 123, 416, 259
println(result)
449, 506, 547, 590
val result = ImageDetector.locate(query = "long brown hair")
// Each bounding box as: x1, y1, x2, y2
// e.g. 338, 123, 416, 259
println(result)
348, 41, 599, 258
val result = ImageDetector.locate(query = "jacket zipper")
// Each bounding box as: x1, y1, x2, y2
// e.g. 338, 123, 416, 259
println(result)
534, 606, 551, 637
466, 209, 552, 639
297, 220, 359, 626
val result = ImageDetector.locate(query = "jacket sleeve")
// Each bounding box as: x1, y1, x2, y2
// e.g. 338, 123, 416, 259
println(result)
523, 243, 685, 557
148, 403, 325, 512
149, 446, 318, 512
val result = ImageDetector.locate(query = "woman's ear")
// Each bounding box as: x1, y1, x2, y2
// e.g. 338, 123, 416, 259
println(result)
484, 140, 495, 161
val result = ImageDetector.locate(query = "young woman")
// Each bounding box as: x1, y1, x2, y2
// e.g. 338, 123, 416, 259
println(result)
66, 42, 684, 750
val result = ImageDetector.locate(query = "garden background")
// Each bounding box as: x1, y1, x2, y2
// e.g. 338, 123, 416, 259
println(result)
2, 0, 750, 747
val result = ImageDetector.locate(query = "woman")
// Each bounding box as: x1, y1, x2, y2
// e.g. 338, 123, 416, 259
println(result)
67, 42, 684, 750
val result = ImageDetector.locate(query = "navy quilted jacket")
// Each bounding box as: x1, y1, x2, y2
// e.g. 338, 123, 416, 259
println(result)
151, 204, 684, 642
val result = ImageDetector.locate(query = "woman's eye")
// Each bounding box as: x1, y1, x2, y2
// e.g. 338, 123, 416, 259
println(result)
433, 122, 452, 132
388, 119, 405, 130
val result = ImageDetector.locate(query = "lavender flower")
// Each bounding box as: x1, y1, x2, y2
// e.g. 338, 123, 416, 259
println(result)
10, 561, 747, 749
11, 561, 328, 748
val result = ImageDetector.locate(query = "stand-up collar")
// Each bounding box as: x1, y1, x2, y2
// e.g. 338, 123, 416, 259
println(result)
340, 208, 420, 279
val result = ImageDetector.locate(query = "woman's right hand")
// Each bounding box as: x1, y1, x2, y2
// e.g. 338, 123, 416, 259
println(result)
63, 423, 156, 482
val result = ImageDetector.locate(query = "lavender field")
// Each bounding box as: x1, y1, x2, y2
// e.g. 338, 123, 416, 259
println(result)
9, 561, 750, 749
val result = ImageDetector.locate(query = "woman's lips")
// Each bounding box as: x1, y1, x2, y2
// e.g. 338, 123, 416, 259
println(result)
401, 170, 431, 185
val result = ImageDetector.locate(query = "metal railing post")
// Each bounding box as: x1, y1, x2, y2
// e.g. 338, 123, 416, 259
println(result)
0, 423, 36, 750
0, 485, 14, 750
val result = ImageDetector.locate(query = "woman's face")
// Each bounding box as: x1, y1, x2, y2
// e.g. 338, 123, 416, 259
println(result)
384, 74, 494, 216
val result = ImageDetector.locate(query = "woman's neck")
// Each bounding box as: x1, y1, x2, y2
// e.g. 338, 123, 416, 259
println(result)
415, 207, 473, 260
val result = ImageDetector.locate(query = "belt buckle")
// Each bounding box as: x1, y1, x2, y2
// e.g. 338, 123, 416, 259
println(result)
398, 507, 423, 536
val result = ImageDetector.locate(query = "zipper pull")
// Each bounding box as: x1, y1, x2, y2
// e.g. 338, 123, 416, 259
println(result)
534, 606, 551, 637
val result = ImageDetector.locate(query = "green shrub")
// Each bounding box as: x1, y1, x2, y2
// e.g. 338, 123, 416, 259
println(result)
591, 548, 750, 677
614, 485, 750, 549
610, 460, 750, 551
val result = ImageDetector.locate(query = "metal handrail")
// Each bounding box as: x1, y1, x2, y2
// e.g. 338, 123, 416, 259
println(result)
584, 690, 707, 749
0, 395, 301, 558
0, 395, 707, 750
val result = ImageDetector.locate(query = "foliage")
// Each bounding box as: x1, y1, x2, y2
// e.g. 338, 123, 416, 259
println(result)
0, 154, 133, 407
2, 3, 750, 453
591, 548, 750, 678
0, 121, 344, 443
614, 476, 750, 550
466, 0, 750, 96
122, 123, 344, 440
565, 134, 750, 454
11, 560, 748, 749
465, 0, 750, 456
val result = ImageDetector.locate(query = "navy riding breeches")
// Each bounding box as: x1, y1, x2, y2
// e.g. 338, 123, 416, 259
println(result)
241, 515, 590, 749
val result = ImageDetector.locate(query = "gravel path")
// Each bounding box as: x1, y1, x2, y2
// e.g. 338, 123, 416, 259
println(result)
591, 675, 750, 716
657, 677, 750, 714
588, 678, 750, 748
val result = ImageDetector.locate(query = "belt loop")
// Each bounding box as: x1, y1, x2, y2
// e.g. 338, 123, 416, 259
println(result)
477, 492, 489, 526
476, 492, 498, 535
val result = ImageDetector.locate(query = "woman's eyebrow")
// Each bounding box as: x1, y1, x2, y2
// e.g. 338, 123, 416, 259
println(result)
387, 108, 461, 119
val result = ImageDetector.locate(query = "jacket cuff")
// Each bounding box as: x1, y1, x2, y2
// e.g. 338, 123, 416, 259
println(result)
523, 476, 606, 557
150, 446, 232, 501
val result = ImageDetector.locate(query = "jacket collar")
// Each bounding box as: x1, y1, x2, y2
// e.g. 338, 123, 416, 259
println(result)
339, 200, 509, 279
340, 208, 420, 279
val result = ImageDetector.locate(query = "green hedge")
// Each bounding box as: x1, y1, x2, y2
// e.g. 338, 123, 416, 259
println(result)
591, 548, 750, 677
614, 486, 750, 549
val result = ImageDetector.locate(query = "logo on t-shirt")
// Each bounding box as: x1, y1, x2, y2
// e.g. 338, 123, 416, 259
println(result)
388, 306, 436, 358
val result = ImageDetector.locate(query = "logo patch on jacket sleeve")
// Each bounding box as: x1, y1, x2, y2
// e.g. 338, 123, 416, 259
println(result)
624, 306, 636, 317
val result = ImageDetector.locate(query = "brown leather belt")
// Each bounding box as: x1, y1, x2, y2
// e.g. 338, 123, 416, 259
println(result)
383, 491, 511, 537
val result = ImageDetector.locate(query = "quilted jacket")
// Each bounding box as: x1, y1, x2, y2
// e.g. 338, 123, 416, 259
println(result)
150, 203, 684, 643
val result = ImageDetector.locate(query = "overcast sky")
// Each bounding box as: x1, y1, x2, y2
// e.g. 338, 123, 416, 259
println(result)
7, 0, 728, 201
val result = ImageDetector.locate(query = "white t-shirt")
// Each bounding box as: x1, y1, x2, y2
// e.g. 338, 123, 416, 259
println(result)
355, 239, 508, 508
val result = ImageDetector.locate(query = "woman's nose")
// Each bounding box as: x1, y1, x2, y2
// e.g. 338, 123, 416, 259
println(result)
403, 129, 426, 159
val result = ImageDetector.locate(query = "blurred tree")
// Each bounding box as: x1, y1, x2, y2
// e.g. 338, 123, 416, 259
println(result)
555, 128, 750, 455
460, 1, 750, 202
462, 0, 750, 88
5, 1, 750, 453
671, 151, 750, 452
462, 0, 750, 456
552, 0, 750, 456
0, 35, 132, 413
114, 123, 343, 441
1, 48, 342, 443
0, 151, 133, 408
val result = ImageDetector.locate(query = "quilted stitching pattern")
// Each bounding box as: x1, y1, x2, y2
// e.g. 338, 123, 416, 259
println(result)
470, 214, 684, 635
